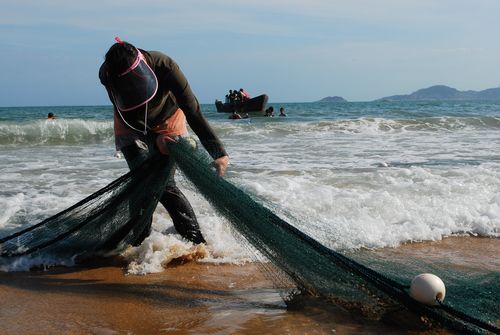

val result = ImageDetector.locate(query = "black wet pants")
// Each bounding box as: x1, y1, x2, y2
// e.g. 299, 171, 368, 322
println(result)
121, 138, 206, 245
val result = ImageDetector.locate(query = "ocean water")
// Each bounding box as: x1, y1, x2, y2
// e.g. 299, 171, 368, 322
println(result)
0, 101, 499, 273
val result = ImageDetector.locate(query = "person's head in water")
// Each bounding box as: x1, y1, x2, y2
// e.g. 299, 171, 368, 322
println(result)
47, 112, 55, 120
100, 38, 158, 112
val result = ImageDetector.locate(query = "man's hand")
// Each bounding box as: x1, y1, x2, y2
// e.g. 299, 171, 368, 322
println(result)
156, 134, 176, 155
214, 155, 230, 176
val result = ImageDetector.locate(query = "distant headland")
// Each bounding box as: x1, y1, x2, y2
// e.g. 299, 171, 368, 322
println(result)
316, 96, 347, 103
377, 85, 500, 101
316, 85, 500, 102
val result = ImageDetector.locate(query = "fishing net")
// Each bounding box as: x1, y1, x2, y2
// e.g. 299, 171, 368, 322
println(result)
0, 137, 498, 334
167, 138, 499, 335
0, 153, 171, 262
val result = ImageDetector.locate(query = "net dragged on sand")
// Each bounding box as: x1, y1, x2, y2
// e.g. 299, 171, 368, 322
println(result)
0, 138, 498, 334
167, 138, 499, 335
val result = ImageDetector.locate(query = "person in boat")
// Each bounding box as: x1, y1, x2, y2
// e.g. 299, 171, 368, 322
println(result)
228, 111, 242, 120
99, 37, 229, 245
47, 112, 56, 120
239, 88, 250, 101
232, 89, 241, 103
279, 107, 286, 117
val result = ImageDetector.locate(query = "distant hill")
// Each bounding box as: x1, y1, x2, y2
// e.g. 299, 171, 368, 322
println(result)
317, 96, 348, 103
377, 85, 500, 101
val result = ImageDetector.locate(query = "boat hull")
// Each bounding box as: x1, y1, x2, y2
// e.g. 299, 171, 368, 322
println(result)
215, 94, 268, 113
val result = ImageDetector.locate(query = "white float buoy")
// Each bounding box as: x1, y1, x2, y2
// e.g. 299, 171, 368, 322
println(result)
409, 273, 446, 306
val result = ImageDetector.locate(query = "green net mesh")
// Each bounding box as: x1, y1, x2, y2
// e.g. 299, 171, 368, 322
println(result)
0, 154, 171, 261
351, 250, 499, 328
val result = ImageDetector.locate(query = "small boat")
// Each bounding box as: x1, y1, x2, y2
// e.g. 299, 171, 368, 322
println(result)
215, 94, 269, 113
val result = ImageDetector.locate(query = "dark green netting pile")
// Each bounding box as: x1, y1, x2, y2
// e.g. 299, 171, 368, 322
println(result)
0, 137, 498, 334
0, 154, 171, 261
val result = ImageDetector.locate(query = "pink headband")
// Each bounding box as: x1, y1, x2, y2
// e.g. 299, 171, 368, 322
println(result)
118, 50, 144, 77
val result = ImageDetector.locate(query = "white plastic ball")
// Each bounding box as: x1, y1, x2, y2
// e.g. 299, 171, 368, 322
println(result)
409, 273, 446, 306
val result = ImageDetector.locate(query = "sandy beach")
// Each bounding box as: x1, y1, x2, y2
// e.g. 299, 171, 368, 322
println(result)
1, 236, 497, 334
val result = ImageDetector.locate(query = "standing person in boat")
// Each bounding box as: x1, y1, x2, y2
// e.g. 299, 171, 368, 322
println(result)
99, 37, 229, 245
239, 88, 250, 101
232, 89, 241, 103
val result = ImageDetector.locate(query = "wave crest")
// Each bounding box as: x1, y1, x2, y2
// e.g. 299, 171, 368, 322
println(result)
0, 119, 114, 145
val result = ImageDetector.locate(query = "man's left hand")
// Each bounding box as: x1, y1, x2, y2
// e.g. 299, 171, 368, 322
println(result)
156, 134, 176, 155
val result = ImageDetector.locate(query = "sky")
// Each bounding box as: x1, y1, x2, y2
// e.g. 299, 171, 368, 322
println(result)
1, 0, 500, 106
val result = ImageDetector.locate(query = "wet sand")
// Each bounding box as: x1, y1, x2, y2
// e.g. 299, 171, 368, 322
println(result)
0, 236, 497, 335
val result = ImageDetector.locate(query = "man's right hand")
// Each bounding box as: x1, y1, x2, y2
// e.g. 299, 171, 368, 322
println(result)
214, 155, 230, 177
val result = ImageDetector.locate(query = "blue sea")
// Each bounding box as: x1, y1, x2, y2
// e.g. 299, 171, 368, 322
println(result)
0, 101, 499, 272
